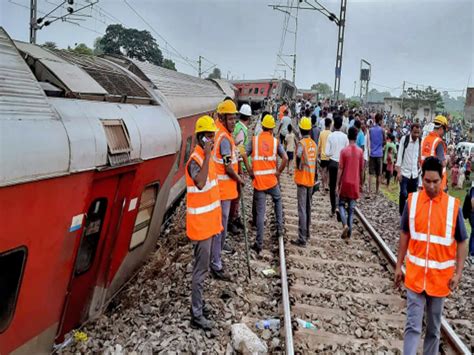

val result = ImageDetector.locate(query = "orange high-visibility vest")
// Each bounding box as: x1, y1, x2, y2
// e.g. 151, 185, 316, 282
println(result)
279, 105, 287, 120
405, 190, 459, 297
294, 137, 317, 187
251, 131, 278, 191
421, 131, 447, 189
185, 145, 223, 241
213, 120, 239, 200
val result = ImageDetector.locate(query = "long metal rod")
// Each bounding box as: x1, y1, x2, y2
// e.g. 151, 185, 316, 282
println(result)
354, 207, 470, 355
279, 235, 294, 355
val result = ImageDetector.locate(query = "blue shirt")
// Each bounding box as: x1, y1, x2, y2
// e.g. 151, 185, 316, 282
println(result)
356, 131, 365, 149
313, 106, 321, 118
369, 125, 384, 158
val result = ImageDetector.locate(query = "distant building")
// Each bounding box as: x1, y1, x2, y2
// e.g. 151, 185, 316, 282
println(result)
384, 97, 436, 122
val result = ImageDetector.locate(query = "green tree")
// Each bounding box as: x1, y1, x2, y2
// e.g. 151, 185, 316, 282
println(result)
310, 82, 332, 96
405, 86, 444, 111
207, 68, 221, 79
100, 24, 176, 70
367, 88, 391, 103
93, 36, 104, 55
69, 43, 93, 55
43, 41, 57, 50
162, 58, 177, 71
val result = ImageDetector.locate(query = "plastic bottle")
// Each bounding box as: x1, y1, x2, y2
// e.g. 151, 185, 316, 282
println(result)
296, 318, 316, 330
255, 319, 281, 330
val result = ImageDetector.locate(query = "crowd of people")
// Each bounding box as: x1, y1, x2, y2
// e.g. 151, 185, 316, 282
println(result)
184, 96, 472, 355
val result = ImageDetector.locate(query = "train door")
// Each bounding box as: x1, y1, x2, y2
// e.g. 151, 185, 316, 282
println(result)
58, 172, 133, 339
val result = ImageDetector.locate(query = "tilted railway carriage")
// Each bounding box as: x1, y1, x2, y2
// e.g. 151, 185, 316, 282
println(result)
0, 27, 229, 354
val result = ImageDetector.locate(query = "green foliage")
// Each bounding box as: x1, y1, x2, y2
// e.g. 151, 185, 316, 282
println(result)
100, 24, 176, 70
42, 41, 57, 50
367, 88, 391, 103
207, 68, 221, 79
162, 58, 177, 71
348, 99, 360, 109
310, 82, 332, 96
405, 86, 444, 112
441, 91, 465, 113
69, 43, 93, 55
93, 37, 104, 55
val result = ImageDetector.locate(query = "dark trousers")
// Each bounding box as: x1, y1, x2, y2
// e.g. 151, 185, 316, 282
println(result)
399, 176, 419, 215
328, 160, 339, 214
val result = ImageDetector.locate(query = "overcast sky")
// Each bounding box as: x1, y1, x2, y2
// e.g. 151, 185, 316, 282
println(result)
1, 0, 473, 97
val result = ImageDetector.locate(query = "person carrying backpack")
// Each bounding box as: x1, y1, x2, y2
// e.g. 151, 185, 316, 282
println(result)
395, 123, 421, 215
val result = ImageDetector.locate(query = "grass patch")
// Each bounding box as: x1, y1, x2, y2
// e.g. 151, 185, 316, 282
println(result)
378, 176, 471, 235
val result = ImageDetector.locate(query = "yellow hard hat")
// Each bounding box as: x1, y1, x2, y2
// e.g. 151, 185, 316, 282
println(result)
299, 117, 312, 130
217, 100, 238, 114
433, 115, 448, 127
195, 115, 217, 134
262, 114, 276, 129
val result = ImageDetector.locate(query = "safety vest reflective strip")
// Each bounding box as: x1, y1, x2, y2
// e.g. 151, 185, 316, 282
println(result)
254, 169, 277, 176
406, 251, 455, 270
408, 192, 456, 246
187, 179, 218, 194
187, 200, 221, 215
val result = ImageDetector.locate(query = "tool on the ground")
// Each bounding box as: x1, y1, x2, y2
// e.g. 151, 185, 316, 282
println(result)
240, 191, 252, 279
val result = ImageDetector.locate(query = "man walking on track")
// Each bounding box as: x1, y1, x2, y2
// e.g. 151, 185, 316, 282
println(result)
186, 116, 223, 330
212, 100, 245, 280
318, 117, 332, 192
247, 114, 288, 254
325, 116, 348, 217
394, 157, 468, 355
291, 117, 317, 247
368, 113, 385, 195
395, 123, 421, 215
336, 127, 364, 239
420, 115, 449, 191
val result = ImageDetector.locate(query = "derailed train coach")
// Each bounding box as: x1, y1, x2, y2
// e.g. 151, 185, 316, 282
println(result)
0, 27, 230, 354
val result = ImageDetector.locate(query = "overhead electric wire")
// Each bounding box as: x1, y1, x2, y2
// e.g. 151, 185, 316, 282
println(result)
122, 0, 198, 71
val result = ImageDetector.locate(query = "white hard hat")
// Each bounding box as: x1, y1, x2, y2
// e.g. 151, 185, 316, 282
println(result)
239, 104, 252, 117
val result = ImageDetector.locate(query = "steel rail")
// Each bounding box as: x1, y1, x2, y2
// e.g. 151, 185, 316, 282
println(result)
355, 207, 470, 355
279, 235, 294, 355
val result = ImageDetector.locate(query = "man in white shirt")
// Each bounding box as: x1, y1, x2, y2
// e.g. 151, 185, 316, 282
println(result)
395, 123, 421, 215
325, 116, 349, 216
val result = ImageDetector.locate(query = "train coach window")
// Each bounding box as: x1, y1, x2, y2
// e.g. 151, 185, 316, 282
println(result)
75, 198, 108, 275
183, 136, 193, 165
260, 88, 264, 94
0, 246, 27, 333
130, 184, 160, 250
254, 88, 258, 94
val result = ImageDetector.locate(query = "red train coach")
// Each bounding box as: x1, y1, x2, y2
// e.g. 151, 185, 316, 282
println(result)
0, 28, 184, 353
232, 78, 297, 109
103, 56, 232, 208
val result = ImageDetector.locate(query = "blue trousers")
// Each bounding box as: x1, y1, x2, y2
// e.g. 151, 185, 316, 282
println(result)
399, 176, 419, 215
338, 198, 355, 235
254, 186, 283, 249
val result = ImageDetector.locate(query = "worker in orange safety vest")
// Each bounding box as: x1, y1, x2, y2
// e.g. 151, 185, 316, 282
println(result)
420, 115, 449, 191
211, 99, 245, 280
395, 157, 468, 355
185, 115, 223, 330
291, 117, 317, 247
246, 114, 288, 254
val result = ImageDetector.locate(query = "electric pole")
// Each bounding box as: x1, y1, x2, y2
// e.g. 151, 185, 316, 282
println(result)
29, 0, 38, 44
353, 80, 356, 97
269, 1, 346, 100
198, 56, 202, 78
333, 0, 347, 102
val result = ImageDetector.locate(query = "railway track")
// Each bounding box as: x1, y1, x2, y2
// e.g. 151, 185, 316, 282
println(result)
277, 173, 471, 354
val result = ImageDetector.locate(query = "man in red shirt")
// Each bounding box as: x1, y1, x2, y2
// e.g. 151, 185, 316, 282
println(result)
337, 126, 364, 239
